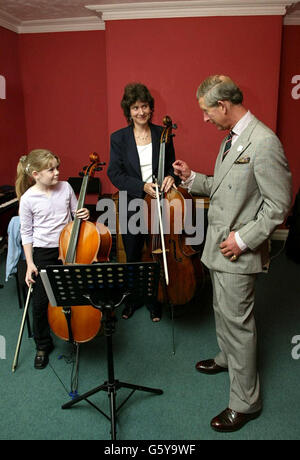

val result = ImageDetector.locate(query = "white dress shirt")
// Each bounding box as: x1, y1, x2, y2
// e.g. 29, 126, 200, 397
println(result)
19, 181, 78, 248
137, 143, 153, 183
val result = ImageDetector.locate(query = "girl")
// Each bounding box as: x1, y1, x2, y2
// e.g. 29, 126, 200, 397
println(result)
16, 149, 89, 369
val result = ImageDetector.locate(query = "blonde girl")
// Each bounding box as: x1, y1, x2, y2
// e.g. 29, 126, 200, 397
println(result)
16, 149, 89, 369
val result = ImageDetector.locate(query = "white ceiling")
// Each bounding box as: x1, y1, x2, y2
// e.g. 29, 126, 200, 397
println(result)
0, 0, 299, 33
0, 1, 135, 21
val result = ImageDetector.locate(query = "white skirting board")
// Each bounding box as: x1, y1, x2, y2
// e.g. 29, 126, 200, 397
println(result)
271, 229, 289, 241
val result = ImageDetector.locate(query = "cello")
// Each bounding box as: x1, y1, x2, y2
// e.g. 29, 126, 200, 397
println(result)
47, 153, 112, 343
144, 116, 203, 306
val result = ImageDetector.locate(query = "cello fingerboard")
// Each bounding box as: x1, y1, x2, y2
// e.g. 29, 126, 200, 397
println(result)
66, 174, 89, 263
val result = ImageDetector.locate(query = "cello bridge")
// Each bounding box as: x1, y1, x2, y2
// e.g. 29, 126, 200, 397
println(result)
152, 249, 169, 255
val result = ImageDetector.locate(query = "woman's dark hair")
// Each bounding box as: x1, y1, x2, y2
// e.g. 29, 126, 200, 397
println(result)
121, 83, 155, 123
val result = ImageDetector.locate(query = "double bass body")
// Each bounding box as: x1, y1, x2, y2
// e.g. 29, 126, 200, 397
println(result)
144, 186, 203, 306
143, 117, 203, 307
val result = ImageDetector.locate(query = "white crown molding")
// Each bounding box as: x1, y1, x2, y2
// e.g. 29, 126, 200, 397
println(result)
284, 10, 300, 24
18, 17, 105, 34
0, 9, 20, 33
0, 10, 105, 34
0, 1, 299, 34
86, 1, 299, 20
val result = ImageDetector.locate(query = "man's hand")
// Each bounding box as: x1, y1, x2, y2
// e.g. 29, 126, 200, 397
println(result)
219, 231, 242, 261
172, 160, 191, 181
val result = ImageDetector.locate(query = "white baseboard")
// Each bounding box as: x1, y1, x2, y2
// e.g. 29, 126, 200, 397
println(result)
271, 229, 289, 241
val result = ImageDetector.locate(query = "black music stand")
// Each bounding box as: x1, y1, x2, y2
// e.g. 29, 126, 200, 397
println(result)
40, 262, 163, 440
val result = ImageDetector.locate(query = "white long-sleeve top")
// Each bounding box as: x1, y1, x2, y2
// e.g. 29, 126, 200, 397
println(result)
19, 181, 77, 248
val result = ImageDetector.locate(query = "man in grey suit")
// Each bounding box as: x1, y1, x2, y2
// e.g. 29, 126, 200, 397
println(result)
173, 75, 292, 432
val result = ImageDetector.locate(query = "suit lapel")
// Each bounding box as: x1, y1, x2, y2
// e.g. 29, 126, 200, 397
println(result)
127, 125, 142, 177
210, 117, 259, 198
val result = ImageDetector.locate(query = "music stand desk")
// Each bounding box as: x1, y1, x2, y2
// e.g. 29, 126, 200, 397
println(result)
40, 261, 163, 440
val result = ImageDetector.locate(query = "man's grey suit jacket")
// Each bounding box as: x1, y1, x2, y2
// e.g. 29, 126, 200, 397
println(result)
191, 116, 292, 274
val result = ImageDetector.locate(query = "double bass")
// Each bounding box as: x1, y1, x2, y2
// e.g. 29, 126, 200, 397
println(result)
144, 117, 203, 306
48, 153, 112, 343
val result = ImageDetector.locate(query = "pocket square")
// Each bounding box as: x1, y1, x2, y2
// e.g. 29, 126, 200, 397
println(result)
234, 157, 250, 164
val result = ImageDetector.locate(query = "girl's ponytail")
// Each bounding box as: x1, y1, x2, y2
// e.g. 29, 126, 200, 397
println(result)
15, 155, 34, 200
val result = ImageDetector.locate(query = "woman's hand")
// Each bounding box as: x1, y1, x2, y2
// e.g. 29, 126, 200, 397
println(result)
144, 183, 157, 198
144, 176, 175, 198
161, 175, 175, 193
76, 207, 90, 221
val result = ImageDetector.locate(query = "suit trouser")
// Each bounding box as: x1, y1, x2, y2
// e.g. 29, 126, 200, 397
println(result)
210, 270, 262, 414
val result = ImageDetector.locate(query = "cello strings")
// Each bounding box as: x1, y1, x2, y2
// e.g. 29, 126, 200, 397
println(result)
65, 174, 89, 263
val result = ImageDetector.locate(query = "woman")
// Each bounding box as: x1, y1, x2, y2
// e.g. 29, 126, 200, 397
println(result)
107, 83, 177, 322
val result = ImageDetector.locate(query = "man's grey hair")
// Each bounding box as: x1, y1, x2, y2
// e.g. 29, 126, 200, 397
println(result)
196, 75, 243, 107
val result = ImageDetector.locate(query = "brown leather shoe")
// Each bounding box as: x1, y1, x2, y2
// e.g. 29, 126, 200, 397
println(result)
195, 359, 227, 374
211, 408, 261, 432
34, 344, 54, 370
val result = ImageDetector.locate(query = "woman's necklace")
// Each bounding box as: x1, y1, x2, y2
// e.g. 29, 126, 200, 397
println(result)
136, 134, 149, 141
134, 129, 151, 141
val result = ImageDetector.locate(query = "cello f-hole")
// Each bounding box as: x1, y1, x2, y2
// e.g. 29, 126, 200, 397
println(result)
170, 239, 182, 262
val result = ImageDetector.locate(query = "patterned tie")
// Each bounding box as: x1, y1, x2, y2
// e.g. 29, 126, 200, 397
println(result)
222, 130, 234, 161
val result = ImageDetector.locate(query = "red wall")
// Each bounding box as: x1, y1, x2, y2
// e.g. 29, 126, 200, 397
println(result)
106, 16, 282, 189
18, 30, 108, 190
277, 25, 300, 198
0, 26, 27, 185
2, 15, 299, 200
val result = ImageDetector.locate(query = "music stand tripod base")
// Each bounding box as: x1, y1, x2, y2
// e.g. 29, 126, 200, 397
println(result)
40, 262, 163, 440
